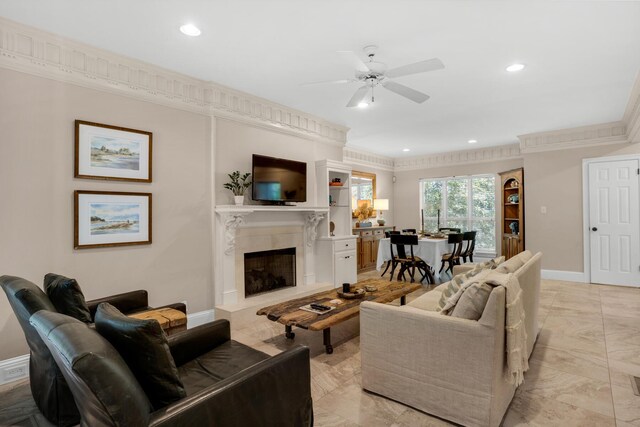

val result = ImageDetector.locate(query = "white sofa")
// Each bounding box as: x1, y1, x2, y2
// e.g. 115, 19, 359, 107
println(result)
360, 251, 542, 427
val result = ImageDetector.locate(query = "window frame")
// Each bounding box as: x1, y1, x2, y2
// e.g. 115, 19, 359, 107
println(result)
419, 173, 497, 255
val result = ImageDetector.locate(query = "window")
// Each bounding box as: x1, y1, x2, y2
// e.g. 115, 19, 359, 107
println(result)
420, 175, 496, 253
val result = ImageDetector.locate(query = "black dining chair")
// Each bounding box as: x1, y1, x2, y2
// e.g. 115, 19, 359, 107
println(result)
461, 230, 477, 263
439, 233, 464, 276
380, 231, 401, 277
402, 228, 417, 234
390, 234, 434, 284
439, 227, 461, 233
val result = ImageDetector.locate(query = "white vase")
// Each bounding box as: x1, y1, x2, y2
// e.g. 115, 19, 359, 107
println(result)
234, 195, 244, 206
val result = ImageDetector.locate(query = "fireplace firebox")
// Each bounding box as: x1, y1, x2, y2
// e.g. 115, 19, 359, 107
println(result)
244, 247, 296, 297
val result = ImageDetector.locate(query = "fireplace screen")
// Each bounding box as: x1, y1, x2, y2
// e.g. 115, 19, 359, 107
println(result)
244, 247, 296, 297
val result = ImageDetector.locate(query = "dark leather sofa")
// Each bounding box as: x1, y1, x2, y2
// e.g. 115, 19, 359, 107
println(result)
30, 310, 313, 427
0, 275, 186, 426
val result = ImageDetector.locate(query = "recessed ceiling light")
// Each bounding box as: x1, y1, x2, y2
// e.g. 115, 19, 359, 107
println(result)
506, 63, 525, 72
357, 102, 369, 108
468, 139, 478, 144
180, 23, 201, 37
402, 148, 410, 152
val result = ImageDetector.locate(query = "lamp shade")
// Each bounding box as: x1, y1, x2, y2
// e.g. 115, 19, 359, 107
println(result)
373, 199, 389, 211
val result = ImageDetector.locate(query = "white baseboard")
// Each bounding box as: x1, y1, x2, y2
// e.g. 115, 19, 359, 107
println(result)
541, 269, 588, 283
187, 309, 215, 328
0, 354, 29, 385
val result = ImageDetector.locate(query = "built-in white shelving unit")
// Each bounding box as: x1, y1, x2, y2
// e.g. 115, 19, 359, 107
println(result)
315, 160, 358, 287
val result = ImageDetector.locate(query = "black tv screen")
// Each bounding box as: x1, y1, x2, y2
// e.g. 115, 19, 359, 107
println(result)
252, 154, 307, 203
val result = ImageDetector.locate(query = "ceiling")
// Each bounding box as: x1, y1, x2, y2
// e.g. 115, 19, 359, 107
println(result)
1, 1, 639, 157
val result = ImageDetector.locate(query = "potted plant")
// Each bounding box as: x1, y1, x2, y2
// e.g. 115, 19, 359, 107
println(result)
223, 171, 252, 205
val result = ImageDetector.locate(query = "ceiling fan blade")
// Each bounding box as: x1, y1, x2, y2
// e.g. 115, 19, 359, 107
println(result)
346, 85, 370, 107
337, 51, 370, 73
300, 79, 355, 86
382, 80, 430, 103
386, 58, 444, 79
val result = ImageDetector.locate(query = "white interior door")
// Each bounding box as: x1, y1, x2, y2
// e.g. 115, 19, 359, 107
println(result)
588, 159, 640, 286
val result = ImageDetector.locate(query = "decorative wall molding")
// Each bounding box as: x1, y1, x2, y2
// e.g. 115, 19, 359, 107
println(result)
0, 17, 348, 147
0, 354, 29, 385
343, 147, 395, 171
624, 72, 640, 144
393, 143, 522, 172
304, 212, 326, 246
518, 121, 628, 153
187, 309, 216, 328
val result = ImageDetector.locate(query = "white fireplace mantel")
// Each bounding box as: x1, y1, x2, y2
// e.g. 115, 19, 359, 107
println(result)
214, 205, 329, 255
213, 204, 331, 310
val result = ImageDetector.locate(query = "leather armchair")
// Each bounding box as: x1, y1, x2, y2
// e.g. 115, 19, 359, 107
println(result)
30, 311, 313, 427
0, 275, 186, 426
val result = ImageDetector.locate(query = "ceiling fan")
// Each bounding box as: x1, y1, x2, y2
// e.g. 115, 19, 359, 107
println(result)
302, 45, 444, 107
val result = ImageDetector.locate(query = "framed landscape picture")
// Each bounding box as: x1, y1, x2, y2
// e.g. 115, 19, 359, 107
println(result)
74, 191, 152, 249
75, 120, 152, 182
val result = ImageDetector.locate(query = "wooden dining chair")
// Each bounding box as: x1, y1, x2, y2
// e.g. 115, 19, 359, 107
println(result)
439, 233, 464, 276
439, 227, 461, 233
461, 230, 477, 263
390, 234, 434, 284
402, 228, 417, 234
380, 231, 401, 277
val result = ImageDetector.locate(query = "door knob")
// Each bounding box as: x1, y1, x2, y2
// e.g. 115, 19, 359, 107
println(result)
591, 227, 598, 231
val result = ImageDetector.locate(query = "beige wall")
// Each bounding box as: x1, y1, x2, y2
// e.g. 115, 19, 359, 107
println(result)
524, 142, 640, 272
215, 118, 343, 206
0, 68, 213, 360
393, 158, 524, 254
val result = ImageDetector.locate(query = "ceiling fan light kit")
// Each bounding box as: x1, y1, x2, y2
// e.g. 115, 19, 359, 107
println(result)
305, 45, 444, 108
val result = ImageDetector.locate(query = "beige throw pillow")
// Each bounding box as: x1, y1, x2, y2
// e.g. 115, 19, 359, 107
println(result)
436, 265, 484, 312
450, 283, 494, 320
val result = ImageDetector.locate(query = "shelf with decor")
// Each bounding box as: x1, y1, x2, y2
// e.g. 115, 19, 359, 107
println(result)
499, 167, 525, 260
315, 160, 357, 288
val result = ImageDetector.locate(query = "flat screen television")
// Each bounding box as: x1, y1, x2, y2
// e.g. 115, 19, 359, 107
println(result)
252, 154, 307, 203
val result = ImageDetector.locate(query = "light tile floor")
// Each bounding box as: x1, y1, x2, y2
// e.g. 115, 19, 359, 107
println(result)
2, 271, 640, 426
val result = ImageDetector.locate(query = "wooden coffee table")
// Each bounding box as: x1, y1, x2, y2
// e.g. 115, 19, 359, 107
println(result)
257, 279, 421, 354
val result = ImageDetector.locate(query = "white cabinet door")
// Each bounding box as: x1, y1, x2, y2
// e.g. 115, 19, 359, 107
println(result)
334, 251, 357, 287
589, 159, 640, 286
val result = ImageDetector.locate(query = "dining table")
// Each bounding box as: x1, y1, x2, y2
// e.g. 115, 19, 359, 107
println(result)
376, 236, 453, 279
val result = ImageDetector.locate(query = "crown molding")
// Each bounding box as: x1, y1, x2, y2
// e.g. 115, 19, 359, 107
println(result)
393, 143, 522, 172
0, 17, 348, 147
518, 121, 628, 154
624, 72, 640, 143
342, 147, 395, 171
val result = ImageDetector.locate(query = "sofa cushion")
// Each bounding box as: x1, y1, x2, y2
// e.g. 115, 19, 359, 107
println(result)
44, 273, 92, 323
450, 283, 494, 320
495, 251, 533, 274
94, 303, 186, 410
30, 310, 151, 427
178, 340, 270, 396
408, 288, 444, 311
435, 265, 488, 312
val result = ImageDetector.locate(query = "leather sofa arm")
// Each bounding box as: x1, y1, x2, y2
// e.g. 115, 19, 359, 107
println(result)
167, 320, 230, 367
87, 290, 149, 318
149, 345, 313, 427
153, 302, 187, 314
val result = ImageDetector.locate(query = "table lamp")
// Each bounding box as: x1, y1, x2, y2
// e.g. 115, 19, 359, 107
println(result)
373, 199, 389, 226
